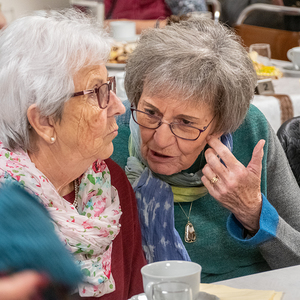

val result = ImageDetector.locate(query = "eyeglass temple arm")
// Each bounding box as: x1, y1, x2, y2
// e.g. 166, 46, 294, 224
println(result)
72, 90, 94, 97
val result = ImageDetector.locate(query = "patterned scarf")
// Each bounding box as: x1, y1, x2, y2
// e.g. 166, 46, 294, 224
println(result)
0, 142, 122, 297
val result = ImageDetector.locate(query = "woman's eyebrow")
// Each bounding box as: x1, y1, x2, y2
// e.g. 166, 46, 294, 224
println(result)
143, 100, 204, 122
176, 114, 200, 121
143, 101, 160, 111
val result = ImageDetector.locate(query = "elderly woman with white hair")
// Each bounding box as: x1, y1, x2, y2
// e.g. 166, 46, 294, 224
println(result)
112, 18, 300, 283
0, 9, 146, 299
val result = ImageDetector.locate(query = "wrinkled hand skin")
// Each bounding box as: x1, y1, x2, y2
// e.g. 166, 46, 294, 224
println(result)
0, 270, 49, 300
202, 136, 266, 234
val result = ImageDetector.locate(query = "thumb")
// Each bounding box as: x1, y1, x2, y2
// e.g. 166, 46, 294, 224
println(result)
247, 139, 265, 177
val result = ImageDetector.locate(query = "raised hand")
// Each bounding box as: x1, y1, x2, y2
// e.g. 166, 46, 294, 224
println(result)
202, 136, 265, 233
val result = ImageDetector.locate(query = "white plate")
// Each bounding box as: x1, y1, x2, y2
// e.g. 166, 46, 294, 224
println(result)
128, 291, 220, 300
106, 63, 126, 69
128, 293, 147, 300
281, 65, 300, 77
197, 291, 220, 300
276, 64, 300, 77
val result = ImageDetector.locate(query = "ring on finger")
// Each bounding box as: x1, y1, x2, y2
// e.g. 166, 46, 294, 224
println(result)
210, 176, 219, 185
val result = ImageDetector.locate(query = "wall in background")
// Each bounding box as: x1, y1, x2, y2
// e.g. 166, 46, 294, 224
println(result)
1, 0, 70, 23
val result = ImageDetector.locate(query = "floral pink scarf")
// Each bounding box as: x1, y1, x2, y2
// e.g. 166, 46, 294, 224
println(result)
0, 142, 122, 297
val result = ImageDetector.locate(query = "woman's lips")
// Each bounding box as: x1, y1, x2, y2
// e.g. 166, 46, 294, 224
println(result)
148, 149, 175, 162
107, 125, 119, 136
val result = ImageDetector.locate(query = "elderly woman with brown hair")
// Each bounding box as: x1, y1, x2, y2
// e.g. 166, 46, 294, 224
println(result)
0, 9, 146, 299
112, 18, 300, 283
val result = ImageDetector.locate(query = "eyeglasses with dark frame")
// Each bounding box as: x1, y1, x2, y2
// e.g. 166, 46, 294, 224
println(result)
130, 106, 215, 141
71, 76, 116, 109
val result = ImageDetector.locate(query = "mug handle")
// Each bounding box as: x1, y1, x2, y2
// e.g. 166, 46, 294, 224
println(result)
287, 49, 293, 62
145, 282, 155, 300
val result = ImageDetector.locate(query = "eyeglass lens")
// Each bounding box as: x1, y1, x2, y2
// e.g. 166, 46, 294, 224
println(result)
96, 78, 115, 109
97, 84, 109, 109
134, 110, 200, 140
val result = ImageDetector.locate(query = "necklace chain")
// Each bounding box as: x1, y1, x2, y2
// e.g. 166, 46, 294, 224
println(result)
177, 201, 193, 221
73, 179, 79, 210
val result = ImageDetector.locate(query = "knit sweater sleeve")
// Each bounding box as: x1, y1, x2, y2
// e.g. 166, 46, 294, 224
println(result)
228, 121, 300, 269
260, 125, 300, 268
227, 194, 278, 244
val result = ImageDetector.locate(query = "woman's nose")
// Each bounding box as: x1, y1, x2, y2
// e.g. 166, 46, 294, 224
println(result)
107, 91, 126, 116
153, 123, 176, 148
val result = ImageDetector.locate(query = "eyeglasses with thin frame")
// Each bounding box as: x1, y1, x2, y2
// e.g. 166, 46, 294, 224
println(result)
130, 106, 215, 141
71, 76, 116, 109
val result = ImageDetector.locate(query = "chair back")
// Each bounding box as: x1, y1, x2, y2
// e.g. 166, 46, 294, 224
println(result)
277, 116, 300, 186
235, 24, 300, 61
234, 4, 300, 61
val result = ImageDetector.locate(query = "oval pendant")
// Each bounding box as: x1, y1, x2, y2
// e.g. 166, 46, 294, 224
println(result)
184, 221, 196, 243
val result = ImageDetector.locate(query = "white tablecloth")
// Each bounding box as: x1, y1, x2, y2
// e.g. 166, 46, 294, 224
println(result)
251, 59, 300, 132
215, 264, 300, 300
252, 76, 300, 132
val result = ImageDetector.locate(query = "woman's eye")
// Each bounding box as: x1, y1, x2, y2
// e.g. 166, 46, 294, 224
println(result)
180, 119, 192, 125
90, 92, 97, 99
145, 109, 158, 116
88, 89, 98, 99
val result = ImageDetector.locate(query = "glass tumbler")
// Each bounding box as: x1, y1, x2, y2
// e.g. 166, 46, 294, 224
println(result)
249, 43, 271, 66
149, 282, 193, 300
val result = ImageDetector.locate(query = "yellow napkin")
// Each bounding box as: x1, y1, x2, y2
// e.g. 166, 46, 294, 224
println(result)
200, 283, 283, 300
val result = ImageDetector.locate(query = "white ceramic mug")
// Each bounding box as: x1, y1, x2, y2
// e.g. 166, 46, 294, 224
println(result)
109, 21, 137, 42
141, 261, 201, 300
287, 47, 300, 70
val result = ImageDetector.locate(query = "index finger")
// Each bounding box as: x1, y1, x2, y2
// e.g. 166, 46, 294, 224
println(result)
206, 135, 240, 170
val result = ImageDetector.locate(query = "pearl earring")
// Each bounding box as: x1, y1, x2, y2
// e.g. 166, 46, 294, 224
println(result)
50, 137, 55, 143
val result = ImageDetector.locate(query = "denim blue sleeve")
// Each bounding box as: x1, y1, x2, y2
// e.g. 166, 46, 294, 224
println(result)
227, 194, 278, 245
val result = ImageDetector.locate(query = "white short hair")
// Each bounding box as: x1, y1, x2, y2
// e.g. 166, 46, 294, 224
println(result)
0, 9, 112, 151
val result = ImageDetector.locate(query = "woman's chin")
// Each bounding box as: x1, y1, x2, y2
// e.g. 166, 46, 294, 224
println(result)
147, 160, 180, 176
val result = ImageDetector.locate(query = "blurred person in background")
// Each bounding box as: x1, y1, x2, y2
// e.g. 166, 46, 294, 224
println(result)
104, 0, 207, 33
112, 18, 300, 283
0, 9, 146, 299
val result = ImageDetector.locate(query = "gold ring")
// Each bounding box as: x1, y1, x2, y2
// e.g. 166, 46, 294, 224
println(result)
210, 176, 218, 184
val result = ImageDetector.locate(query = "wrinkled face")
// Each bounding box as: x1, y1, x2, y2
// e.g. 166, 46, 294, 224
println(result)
138, 90, 216, 175
54, 64, 125, 162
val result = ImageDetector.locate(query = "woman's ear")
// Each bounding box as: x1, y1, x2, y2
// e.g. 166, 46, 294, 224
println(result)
210, 131, 224, 140
27, 104, 56, 144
